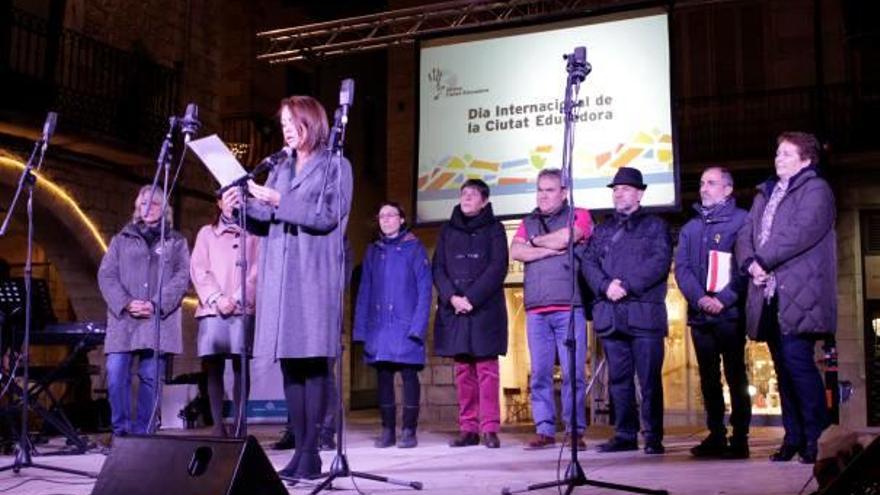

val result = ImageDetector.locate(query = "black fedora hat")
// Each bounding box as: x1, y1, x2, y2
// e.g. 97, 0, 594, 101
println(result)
607, 167, 647, 190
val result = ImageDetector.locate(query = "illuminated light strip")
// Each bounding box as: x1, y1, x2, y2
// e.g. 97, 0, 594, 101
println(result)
1, 155, 108, 251
0, 156, 199, 308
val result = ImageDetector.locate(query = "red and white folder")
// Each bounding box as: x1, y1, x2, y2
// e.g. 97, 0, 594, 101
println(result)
706, 250, 731, 293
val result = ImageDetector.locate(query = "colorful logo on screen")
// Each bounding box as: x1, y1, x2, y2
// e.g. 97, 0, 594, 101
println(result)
427, 67, 489, 100
418, 129, 673, 191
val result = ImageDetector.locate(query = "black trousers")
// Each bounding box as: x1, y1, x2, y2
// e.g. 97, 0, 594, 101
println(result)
760, 298, 829, 448
375, 361, 421, 430
280, 357, 329, 471
690, 319, 751, 439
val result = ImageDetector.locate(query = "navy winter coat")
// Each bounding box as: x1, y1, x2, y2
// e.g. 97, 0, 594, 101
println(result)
736, 166, 837, 339
433, 204, 509, 358
674, 199, 748, 327
353, 231, 432, 366
582, 209, 672, 337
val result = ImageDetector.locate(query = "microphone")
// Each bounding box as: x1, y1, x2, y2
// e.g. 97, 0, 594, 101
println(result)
338, 78, 354, 124
40, 111, 58, 153
249, 146, 292, 178
180, 103, 201, 143
216, 146, 290, 195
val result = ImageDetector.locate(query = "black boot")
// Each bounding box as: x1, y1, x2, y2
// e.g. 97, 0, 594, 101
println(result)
724, 435, 750, 459
396, 405, 419, 448
690, 432, 728, 458
375, 405, 396, 448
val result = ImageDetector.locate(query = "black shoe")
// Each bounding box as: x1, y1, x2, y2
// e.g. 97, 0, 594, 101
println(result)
482, 432, 500, 449
319, 430, 336, 451
690, 434, 728, 458
374, 428, 396, 448
769, 443, 800, 462
644, 441, 665, 455
724, 436, 750, 459
798, 443, 818, 464
294, 453, 323, 480
272, 430, 295, 450
596, 437, 638, 453
449, 432, 480, 447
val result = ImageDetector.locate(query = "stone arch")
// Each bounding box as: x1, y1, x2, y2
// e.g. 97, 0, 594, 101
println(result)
1, 156, 107, 321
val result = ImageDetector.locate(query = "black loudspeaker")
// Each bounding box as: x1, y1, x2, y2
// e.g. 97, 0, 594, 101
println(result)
91, 435, 288, 495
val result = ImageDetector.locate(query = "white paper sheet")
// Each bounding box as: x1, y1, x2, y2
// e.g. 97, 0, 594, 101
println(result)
186, 134, 248, 189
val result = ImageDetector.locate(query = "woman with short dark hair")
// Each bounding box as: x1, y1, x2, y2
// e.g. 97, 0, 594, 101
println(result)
433, 179, 509, 449
353, 202, 432, 449
737, 131, 835, 464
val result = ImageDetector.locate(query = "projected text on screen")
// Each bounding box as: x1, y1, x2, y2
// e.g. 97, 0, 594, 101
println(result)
417, 10, 676, 223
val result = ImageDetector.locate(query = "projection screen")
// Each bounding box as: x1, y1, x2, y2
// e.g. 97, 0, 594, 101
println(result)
416, 8, 677, 223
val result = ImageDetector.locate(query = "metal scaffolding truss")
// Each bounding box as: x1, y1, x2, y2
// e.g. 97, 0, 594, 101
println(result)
256, 0, 651, 64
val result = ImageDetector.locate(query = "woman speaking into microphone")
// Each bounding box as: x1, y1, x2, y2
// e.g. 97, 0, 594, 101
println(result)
223, 95, 353, 481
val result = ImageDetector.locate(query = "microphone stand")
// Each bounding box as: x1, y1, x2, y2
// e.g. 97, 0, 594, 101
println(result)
0, 118, 96, 478
502, 49, 667, 495
309, 97, 422, 495
214, 146, 288, 439
145, 116, 179, 434
233, 173, 253, 438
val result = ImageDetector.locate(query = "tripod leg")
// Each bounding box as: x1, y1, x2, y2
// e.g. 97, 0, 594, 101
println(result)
308, 472, 338, 494
351, 470, 423, 490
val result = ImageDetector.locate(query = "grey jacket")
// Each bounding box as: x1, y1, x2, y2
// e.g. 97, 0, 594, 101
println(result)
97, 223, 190, 354
248, 150, 353, 360
736, 166, 837, 339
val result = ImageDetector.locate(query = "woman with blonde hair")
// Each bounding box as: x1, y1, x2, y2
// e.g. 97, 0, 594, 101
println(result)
98, 185, 190, 437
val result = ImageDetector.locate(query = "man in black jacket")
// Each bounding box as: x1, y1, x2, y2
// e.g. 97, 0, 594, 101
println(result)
582, 167, 672, 455
674, 167, 751, 459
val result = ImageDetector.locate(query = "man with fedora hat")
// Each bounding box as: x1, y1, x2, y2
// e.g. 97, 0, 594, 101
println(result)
582, 166, 672, 454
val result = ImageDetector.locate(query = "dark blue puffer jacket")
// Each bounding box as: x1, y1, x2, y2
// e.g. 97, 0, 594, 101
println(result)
674, 199, 748, 327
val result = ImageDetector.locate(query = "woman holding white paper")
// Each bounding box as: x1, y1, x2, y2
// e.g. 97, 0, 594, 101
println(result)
223, 95, 353, 481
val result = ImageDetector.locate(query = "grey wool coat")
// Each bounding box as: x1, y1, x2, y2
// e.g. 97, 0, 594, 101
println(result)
97, 223, 191, 354
736, 166, 837, 339
248, 150, 353, 360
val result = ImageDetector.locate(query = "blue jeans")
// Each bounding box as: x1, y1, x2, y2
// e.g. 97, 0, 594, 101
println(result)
602, 333, 665, 444
106, 350, 166, 435
526, 310, 587, 436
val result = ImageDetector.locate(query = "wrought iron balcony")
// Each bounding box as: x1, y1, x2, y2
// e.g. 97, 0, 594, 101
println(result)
0, 7, 179, 153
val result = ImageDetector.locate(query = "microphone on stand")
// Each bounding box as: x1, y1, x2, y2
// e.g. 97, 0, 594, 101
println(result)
180, 103, 201, 144
39, 112, 58, 155
327, 79, 354, 152
338, 78, 354, 124
216, 146, 291, 195
252, 146, 292, 176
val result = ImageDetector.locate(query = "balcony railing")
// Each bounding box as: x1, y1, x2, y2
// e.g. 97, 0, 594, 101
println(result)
0, 7, 179, 153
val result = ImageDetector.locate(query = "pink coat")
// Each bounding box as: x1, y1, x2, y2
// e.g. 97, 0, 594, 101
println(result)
190, 222, 259, 318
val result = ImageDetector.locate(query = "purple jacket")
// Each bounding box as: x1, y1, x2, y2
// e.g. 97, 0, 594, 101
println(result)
736, 166, 837, 339
353, 231, 432, 365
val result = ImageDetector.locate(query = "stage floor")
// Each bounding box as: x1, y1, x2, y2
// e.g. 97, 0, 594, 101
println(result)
0, 417, 817, 494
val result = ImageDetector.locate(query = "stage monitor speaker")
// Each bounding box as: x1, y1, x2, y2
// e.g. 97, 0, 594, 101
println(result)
91, 434, 287, 495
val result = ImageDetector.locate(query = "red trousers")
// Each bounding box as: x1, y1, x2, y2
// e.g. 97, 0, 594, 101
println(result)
454, 357, 500, 433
